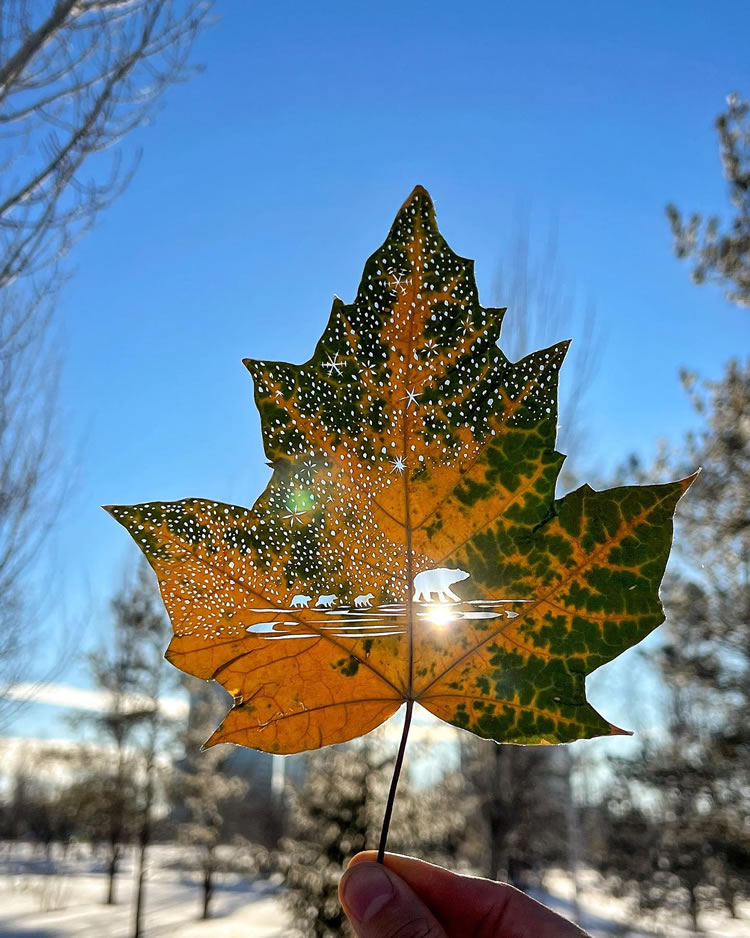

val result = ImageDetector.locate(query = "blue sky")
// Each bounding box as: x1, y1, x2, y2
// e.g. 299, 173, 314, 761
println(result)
9, 1, 749, 740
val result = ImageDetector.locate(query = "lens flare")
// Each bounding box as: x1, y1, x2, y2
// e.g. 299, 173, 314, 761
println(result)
427, 605, 456, 628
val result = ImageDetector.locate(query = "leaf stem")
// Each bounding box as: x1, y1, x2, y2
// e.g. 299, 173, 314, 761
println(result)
376, 698, 414, 864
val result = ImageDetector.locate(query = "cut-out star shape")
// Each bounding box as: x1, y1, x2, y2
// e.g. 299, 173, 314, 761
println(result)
322, 352, 343, 376
402, 388, 421, 410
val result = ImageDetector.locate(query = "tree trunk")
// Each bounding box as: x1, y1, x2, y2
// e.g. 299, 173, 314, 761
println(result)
688, 883, 700, 931
719, 868, 738, 918
202, 860, 213, 920
132, 734, 157, 938
564, 751, 581, 927
132, 840, 148, 938
106, 844, 119, 905
488, 813, 505, 883
488, 745, 512, 881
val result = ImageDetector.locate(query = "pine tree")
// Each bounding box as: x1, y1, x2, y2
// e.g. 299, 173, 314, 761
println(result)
460, 739, 576, 889
605, 360, 750, 928
86, 560, 177, 937
176, 679, 248, 920
668, 94, 750, 307
278, 732, 469, 938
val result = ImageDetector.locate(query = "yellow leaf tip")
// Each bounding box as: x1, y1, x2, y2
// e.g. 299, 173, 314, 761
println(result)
201, 728, 222, 751
680, 468, 701, 492
102, 504, 125, 518
609, 723, 633, 737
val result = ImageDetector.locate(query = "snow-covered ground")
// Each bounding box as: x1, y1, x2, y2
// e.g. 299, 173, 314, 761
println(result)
0, 844, 287, 938
0, 843, 746, 937
539, 869, 750, 938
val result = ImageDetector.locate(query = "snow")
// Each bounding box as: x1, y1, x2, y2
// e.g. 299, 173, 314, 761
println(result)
539, 869, 750, 938
0, 844, 747, 937
0, 844, 287, 938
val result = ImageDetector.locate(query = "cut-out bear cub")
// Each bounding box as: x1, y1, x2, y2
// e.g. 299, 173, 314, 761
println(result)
412, 567, 469, 603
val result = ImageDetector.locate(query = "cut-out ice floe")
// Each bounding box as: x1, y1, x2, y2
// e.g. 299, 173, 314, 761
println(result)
245, 597, 531, 641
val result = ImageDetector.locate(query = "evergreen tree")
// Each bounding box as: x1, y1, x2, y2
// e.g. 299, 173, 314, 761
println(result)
175, 679, 248, 920
605, 361, 750, 928
86, 560, 177, 937
461, 739, 578, 889
668, 94, 750, 307
278, 733, 468, 938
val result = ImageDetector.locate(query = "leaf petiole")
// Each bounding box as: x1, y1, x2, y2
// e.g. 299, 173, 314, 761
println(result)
376, 698, 414, 863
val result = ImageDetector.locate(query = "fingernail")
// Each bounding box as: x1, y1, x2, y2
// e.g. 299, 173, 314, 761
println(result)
342, 862, 395, 922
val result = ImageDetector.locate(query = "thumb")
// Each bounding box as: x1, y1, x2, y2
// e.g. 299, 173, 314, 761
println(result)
340, 860, 447, 938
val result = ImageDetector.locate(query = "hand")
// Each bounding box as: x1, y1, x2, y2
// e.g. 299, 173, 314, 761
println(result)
339, 852, 591, 938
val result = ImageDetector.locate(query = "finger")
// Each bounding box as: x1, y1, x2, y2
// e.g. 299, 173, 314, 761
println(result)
340, 859, 448, 938
348, 853, 590, 938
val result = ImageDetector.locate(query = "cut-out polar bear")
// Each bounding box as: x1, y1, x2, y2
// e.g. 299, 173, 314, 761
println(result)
315, 594, 337, 608
412, 567, 469, 603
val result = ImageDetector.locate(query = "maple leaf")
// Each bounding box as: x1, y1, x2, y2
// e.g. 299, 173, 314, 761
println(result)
107, 186, 692, 762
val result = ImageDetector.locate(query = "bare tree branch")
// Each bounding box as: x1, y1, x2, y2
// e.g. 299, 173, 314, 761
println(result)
0, 0, 214, 722
492, 216, 603, 491
0, 0, 213, 289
